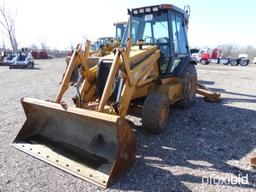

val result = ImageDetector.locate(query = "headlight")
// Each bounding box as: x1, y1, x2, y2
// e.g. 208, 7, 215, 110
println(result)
152, 7, 159, 12
139, 8, 144, 13
145, 7, 151, 13
133, 9, 138, 14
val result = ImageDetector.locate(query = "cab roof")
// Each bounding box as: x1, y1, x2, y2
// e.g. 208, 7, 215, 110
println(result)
130, 4, 189, 23
114, 21, 128, 26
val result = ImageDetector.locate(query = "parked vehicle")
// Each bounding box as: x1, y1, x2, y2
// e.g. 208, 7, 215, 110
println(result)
190, 48, 200, 62
31, 50, 48, 59
9, 49, 34, 69
198, 48, 222, 65
254, 57, 256, 64
3, 52, 16, 65
229, 54, 250, 66
38, 51, 48, 59
31, 51, 38, 59
198, 47, 250, 66
0, 51, 7, 65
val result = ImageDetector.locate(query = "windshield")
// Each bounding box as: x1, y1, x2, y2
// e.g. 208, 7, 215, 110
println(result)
122, 11, 172, 75
123, 12, 169, 45
98, 37, 113, 45
115, 23, 127, 42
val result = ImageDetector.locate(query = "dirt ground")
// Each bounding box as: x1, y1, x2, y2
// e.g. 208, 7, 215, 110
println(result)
0, 59, 256, 192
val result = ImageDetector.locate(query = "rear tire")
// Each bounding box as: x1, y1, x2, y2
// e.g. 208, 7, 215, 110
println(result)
239, 60, 249, 66
176, 64, 197, 108
142, 92, 170, 134
230, 59, 238, 66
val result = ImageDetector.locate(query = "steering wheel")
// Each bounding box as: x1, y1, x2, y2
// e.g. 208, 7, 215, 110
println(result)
144, 36, 157, 44
157, 37, 169, 44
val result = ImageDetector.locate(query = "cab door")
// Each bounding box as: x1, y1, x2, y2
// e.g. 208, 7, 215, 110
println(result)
167, 11, 191, 76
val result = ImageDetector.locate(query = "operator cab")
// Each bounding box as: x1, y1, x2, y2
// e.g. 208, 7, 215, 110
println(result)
122, 4, 191, 76
114, 22, 127, 42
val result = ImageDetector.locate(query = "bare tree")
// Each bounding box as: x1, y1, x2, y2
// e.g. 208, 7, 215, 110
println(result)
30, 43, 38, 50
0, 2, 18, 52
0, 38, 6, 50
39, 38, 48, 51
220, 44, 240, 58
219, 44, 233, 57
218, 44, 256, 60
241, 45, 255, 60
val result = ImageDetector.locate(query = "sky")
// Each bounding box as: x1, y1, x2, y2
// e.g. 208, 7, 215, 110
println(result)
0, 0, 256, 50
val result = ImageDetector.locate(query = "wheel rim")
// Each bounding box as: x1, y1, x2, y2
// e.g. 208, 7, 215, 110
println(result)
159, 103, 168, 127
189, 76, 197, 98
231, 61, 237, 65
240, 60, 247, 66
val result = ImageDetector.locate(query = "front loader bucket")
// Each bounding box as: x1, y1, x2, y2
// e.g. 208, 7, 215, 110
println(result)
12, 97, 136, 188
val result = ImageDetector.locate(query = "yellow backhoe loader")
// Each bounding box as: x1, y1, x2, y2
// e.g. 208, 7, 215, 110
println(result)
12, 4, 220, 188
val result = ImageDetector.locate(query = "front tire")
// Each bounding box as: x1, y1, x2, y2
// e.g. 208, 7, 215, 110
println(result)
142, 92, 170, 134
200, 59, 208, 65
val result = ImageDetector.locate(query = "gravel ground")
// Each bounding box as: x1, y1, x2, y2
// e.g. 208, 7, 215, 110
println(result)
0, 59, 256, 192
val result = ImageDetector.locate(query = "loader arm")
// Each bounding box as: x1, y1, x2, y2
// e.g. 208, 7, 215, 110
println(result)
118, 48, 160, 116
56, 41, 93, 103
97, 38, 160, 116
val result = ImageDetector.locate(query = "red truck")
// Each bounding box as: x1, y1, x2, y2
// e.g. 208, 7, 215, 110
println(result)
198, 48, 221, 65
197, 48, 250, 66
31, 50, 48, 59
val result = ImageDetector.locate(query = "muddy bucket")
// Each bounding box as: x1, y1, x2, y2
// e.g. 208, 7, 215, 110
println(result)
12, 97, 136, 188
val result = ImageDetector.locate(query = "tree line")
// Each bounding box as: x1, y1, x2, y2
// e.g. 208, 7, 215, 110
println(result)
219, 44, 256, 60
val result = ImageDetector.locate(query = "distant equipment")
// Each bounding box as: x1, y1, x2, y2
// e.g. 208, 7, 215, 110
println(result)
9, 48, 34, 69
194, 48, 250, 66
31, 50, 48, 59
